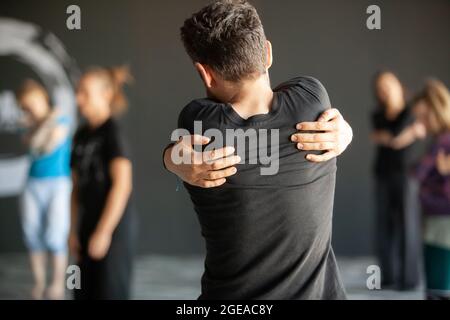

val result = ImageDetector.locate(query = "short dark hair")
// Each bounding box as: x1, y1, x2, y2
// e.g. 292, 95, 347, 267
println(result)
180, 0, 267, 82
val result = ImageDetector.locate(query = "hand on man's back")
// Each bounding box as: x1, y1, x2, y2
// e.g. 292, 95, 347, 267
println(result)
164, 108, 353, 187
291, 108, 353, 162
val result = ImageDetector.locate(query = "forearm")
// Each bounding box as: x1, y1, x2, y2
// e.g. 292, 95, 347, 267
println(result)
390, 127, 417, 150
371, 131, 392, 147
95, 180, 132, 235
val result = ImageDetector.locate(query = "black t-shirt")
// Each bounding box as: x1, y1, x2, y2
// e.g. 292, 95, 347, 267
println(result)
178, 76, 346, 300
372, 106, 415, 176
71, 118, 132, 245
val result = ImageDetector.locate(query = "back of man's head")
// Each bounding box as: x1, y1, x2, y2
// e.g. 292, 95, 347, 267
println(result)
181, 0, 267, 82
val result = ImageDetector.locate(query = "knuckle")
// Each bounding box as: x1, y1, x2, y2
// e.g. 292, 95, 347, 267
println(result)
200, 181, 209, 188
208, 172, 216, 180
191, 165, 200, 174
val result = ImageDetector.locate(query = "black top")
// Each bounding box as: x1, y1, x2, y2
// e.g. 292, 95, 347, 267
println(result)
372, 106, 415, 176
71, 118, 132, 245
178, 76, 346, 300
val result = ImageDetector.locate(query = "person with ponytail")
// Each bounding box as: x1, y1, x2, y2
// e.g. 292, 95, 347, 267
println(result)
70, 66, 135, 299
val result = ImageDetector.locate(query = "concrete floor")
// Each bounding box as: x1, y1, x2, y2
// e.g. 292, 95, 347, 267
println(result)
0, 254, 424, 300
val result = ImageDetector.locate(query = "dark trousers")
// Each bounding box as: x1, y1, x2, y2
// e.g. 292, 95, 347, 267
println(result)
74, 240, 133, 300
375, 173, 421, 289
74, 211, 135, 300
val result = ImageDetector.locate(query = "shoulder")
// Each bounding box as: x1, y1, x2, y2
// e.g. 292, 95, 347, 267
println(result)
274, 76, 324, 91
104, 118, 120, 132
178, 99, 204, 121
179, 98, 222, 118
372, 108, 384, 126
274, 76, 331, 119
73, 124, 88, 143
178, 98, 223, 129
103, 119, 125, 143
274, 76, 330, 105
103, 119, 130, 159
399, 104, 415, 123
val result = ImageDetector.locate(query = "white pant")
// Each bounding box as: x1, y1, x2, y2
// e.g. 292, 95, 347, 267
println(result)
20, 177, 72, 254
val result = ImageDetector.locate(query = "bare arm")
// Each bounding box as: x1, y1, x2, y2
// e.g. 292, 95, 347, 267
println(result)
390, 122, 426, 150
88, 157, 132, 260
371, 122, 426, 150
371, 130, 393, 147
29, 110, 69, 155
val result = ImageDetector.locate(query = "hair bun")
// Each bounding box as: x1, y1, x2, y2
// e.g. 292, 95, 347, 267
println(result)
109, 65, 133, 86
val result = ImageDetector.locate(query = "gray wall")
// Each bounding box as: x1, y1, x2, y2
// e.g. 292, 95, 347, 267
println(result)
0, 0, 449, 255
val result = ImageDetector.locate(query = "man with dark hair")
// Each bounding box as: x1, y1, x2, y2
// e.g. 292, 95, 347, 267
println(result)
181, 0, 268, 83
164, 0, 350, 299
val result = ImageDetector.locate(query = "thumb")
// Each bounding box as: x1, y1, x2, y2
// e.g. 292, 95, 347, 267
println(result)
318, 108, 340, 122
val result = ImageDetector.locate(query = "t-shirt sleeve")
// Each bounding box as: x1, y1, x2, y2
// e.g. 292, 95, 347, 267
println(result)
372, 110, 384, 129
298, 76, 331, 109
105, 124, 130, 162
393, 107, 415, 135
274, 76, 331, 121
177, 100, 203, 134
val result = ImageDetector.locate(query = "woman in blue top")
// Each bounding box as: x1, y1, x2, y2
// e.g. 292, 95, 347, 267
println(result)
16, 80, 72, 300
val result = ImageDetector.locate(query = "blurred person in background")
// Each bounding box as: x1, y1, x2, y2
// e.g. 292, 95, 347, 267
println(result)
371, 71, 426, 290
413, 79, 450, 300
70, 66, 135, 300
16, 79, 72, 300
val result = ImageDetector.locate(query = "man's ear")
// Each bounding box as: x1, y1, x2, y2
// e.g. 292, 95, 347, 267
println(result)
265, 40, 273, 70
195, 62, 214, 88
